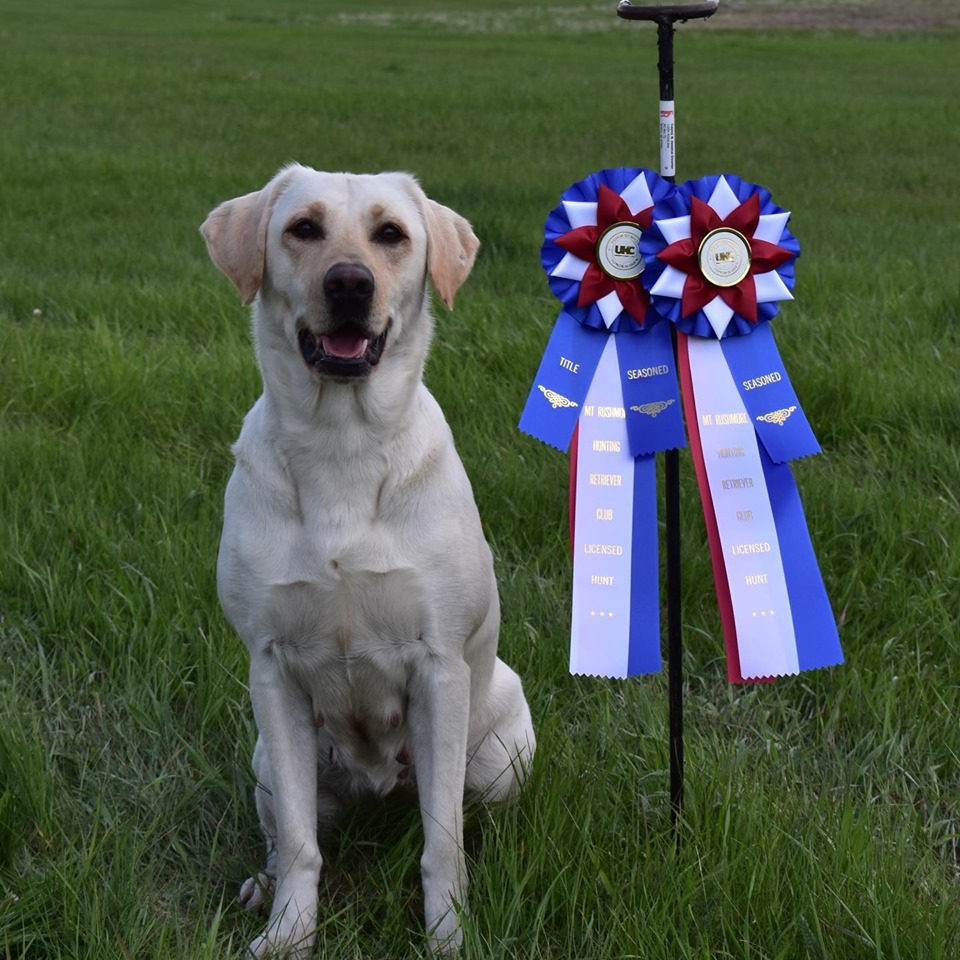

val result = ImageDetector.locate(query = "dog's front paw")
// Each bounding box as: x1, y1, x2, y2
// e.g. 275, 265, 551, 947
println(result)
246, 929, 315, 960
239, 872, 275, 914
426, 902, 466, 957
246, 919, 317, 960
246, 889, 318, 960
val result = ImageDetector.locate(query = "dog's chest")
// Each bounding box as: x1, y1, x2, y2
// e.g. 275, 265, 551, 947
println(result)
221, 424, 453, 797
261, 515, 428, 795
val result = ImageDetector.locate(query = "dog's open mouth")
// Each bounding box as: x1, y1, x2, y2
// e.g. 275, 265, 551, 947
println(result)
297, 324, 389, 380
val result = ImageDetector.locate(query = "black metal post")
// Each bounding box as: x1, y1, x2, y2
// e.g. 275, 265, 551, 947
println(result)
616, 0, 718, 842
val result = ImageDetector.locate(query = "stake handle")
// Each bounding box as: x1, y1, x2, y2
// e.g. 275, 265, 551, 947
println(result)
617, 1, 719, 24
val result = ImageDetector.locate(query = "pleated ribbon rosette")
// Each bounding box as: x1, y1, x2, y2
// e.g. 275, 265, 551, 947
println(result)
519, 168, 683, 679
643, 173, 842, 681
520, 168, 843, 682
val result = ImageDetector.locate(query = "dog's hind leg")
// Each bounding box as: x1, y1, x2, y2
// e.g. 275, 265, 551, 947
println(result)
465, 658, 536, 803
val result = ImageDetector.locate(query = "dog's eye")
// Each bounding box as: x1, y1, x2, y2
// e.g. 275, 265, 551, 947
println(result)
374, 223, 406, 244
288, 219, 323, 241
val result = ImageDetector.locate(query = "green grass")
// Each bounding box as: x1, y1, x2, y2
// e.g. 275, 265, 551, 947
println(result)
2, 1, 959, 957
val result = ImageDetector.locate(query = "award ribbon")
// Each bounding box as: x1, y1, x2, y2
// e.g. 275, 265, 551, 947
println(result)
520, 167, 685, 457
644, 174, 843, 681
519, 168, 682, 678
520, 169, 842, 682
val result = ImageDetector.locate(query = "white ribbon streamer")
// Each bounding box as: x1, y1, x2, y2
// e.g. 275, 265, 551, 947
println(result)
686, 337, 800, 678
570, 336, 636, 678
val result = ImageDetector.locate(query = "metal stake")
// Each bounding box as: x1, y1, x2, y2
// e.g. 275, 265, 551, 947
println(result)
616, 0, 719, 841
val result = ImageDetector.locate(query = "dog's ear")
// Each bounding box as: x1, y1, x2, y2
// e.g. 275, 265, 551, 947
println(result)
421, 198, 480, 310
200, 168, 296, 304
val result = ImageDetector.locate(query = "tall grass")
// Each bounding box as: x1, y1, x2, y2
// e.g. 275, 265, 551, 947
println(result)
1, 2, 958, 957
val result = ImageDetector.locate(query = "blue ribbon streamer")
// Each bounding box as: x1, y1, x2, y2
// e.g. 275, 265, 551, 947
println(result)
518, 314, 686, 455
617, 321, 686, 455
759, 444, 843, 671
518, 312, 607, 452
720, 323, 820, 463
628, 453, 661, 675
685, 334, 841, 678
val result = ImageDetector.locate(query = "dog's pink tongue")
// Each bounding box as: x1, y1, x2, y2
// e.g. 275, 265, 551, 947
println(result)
321, 334, 367, 360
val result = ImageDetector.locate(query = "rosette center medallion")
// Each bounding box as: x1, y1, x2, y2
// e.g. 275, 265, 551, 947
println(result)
596, 222, 645, 281
698, 228, 751, 287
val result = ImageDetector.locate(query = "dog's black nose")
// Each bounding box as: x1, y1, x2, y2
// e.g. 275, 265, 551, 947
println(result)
323, 263, 375, 306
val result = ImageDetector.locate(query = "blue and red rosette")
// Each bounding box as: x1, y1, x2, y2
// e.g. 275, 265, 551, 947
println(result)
542, 167, 674, 333
542, 169, 800, 339
521, 167, 842, 683
640, 173, 800, 339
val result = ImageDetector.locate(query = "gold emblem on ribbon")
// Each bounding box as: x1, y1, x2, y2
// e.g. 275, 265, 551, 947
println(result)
596, 221, 644, 281
756, 405, 797, 426
698, 227, 751, 288
630, 399, 676, 418
538, 385, 579, 410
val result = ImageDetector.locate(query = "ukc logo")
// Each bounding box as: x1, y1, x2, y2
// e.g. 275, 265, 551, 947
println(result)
698, 228, 751, 288
596, 222, 644, 281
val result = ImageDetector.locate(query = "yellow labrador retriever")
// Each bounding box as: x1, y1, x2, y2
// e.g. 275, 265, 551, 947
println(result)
200, 164, 535, 957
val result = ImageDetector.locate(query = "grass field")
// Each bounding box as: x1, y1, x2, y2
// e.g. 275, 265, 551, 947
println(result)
1, 1, 959, 958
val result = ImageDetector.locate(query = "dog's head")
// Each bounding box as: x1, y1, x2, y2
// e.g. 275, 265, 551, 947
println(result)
200, 164, 479, 385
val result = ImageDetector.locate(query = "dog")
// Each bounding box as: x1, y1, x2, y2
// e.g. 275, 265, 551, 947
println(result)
200, 164, 535, 957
